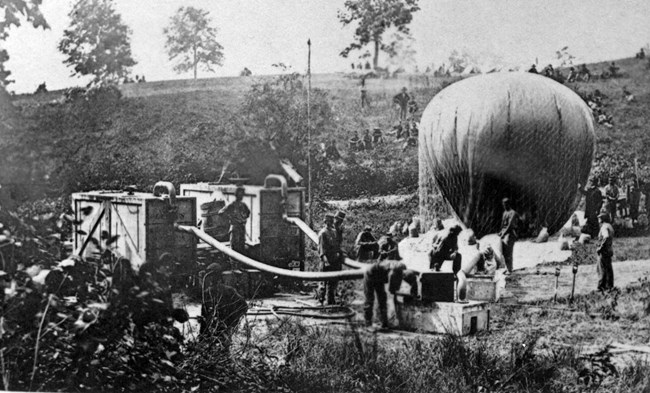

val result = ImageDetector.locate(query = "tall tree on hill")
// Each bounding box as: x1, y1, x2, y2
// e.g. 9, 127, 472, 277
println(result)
0, 0, 49, 87
338, 0, 420, 70
58, 0, 136, 86
164, 7, 224, 80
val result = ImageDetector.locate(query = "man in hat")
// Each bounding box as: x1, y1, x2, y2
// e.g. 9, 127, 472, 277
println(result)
596, 212, 615, 291
499, 198, 519, 274
528, 64, 538, 74
378, 232, 401, 261
219, 186, 250, 259
393, 87, 410, 122
318, 213, 342, 305
363, 259, 418, 328
604, 176, 619, 223
428, 224, 462, 274
579, 178, 603, 237
354, 226, 379, 261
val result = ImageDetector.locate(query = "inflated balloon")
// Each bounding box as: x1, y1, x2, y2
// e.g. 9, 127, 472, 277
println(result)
419, 73, 595, 237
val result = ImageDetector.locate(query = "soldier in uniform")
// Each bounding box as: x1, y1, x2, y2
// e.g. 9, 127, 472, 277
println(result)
318, 213, 342, 305
219, 186, 250, 261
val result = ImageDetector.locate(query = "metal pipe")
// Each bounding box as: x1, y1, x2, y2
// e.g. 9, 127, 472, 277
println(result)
264, 174, 367, 271
176, 224, 366, 281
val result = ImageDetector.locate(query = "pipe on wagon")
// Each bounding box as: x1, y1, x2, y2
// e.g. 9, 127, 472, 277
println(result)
176, 224, 366, 281
262, 174, 370, 271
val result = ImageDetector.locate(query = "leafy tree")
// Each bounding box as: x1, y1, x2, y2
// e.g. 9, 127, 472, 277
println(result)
58, 0, 136, 85
338, 0, 420, 69
164, 7, 224, 79
0, 0, 49, 86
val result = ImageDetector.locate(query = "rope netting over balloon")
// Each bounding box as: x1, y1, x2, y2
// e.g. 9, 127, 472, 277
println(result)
419, 73, 595, 238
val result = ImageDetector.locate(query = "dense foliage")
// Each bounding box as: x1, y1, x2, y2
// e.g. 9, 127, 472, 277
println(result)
0, 0, 48, 86
337, 0, 420, 68
59, 0, 136, 85
164, 6, 225, 80
0, 203, 290, 392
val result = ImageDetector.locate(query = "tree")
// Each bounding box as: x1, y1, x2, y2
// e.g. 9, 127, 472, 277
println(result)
338, 0, 420, 69
0, 0, 49, 86
59, 0, 136, 85
164, 7, 224, 79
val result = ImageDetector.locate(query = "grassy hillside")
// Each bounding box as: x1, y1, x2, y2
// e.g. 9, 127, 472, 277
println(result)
5, 56, 650, 204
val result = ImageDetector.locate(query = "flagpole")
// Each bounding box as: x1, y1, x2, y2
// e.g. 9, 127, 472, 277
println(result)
307, 39, 312, 226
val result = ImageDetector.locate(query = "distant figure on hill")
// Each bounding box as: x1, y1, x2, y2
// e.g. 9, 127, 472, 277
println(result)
35, 82, 47, 94
578, 64, 591, 82
627, 177, 641, 224
349, 131, 362, 151
240, 67, 252, 76
364, 61, 371, 70
608, 62, 620, 78
360, 76, 370, 108
407, 95, 419, 120
393, 123, 404, 140
528, 64, 538, 74
325, 139, 341, 160
622, 86, 634, 102
567, 67, 577, 83
357, 63, 363, 70
542, 64, 554, 78
372, 128, 384, 144
363, 129, 373, 150
393, 87, 410, 122
636, 48, 645, 59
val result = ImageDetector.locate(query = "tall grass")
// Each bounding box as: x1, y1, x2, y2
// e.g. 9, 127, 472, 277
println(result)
263, 319, 650, 393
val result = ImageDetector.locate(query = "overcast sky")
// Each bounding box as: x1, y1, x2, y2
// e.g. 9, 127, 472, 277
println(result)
3, 0, 649, 93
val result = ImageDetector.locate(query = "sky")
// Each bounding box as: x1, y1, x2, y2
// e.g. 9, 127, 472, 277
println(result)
2, 0, 650, 93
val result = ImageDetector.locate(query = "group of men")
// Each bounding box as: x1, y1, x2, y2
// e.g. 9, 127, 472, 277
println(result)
426, 198, 519, 276
581, 175, 650, 231
318, 211, 419, 328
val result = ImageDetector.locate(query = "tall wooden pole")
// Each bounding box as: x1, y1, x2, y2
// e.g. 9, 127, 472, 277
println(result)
307, 39, 312, 226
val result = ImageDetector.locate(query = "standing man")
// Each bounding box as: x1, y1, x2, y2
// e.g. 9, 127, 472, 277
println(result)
219, 186, 250, 262
580, 178, 603, 237
428, 224, 462, 274
363, 260, 417, 329
627, 176, 641, 225
393, 87, 410, 122
360, 76, 370, 108
499, 198, 519, 275
596, 212, 615, 292
318, 213, 342, 305
604, 176, 619, 223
